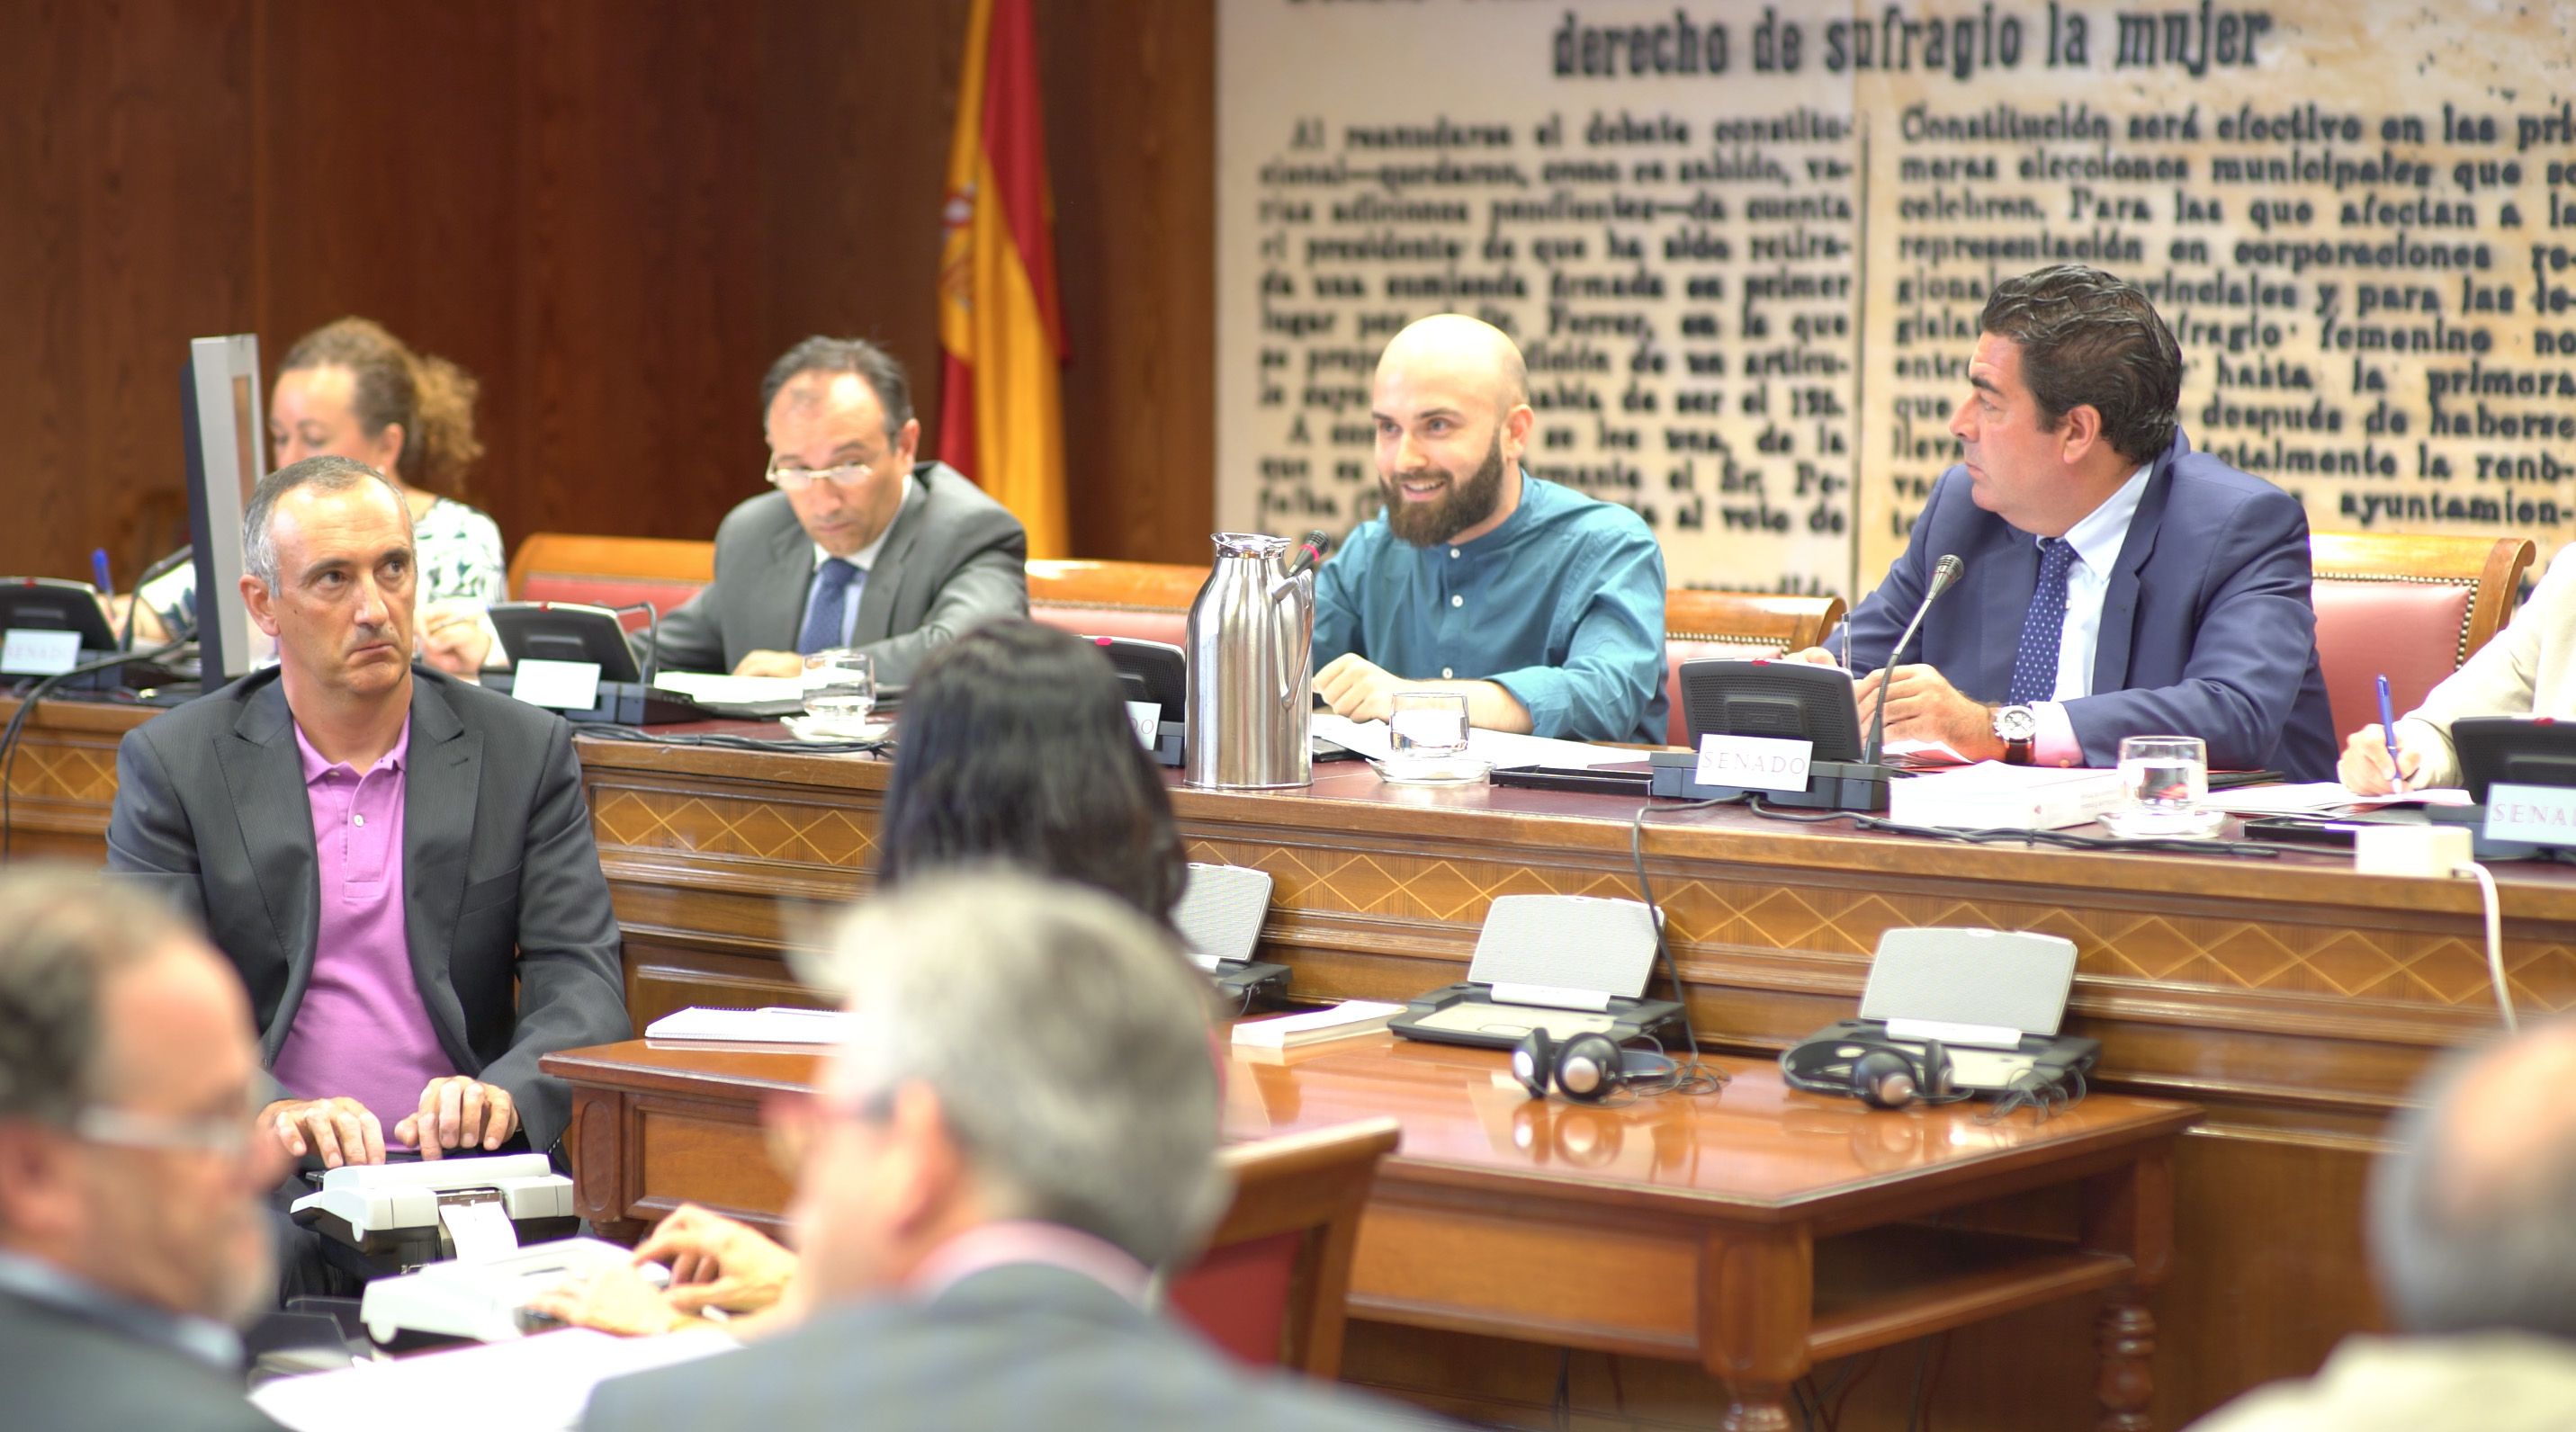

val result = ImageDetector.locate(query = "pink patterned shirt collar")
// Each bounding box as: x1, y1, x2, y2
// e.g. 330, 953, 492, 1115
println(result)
904, 1220, 1153, 1307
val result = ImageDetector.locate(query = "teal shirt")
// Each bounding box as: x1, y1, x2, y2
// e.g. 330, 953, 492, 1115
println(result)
1314, 474, 1668, 744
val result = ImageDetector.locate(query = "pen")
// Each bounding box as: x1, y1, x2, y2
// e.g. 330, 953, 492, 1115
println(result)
90, 547, 112, 597
2376, 674, 2404, 792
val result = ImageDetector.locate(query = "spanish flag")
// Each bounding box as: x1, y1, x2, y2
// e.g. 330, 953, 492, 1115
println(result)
937, 0, 1069, 559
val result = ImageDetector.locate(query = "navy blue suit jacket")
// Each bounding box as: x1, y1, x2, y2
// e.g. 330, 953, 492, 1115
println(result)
1847, 433, 2337, 782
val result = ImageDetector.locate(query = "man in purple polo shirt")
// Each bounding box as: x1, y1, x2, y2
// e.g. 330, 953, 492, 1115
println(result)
107, 457, 628, 1283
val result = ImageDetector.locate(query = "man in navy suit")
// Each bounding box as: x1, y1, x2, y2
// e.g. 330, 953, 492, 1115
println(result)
1812, 264, 2336, 780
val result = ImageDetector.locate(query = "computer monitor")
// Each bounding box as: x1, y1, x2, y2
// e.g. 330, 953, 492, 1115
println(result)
182, 335, 270, 683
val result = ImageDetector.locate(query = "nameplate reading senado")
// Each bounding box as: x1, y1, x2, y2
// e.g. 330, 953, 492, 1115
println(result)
2483, 783, 2576, 847
1695, 734, 1813, 792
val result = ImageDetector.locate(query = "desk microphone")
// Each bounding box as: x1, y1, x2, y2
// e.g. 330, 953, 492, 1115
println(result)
1282, 530, 1331, 580
1862, 553, 1964, 769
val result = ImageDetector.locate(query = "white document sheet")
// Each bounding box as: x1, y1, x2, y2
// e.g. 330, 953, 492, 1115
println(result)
252, 1329, 737, 1432
650, 672, 806, 705
2205, 783, 2473, 815
643, 1006, 852, 1044
1310, 713, 1635, 770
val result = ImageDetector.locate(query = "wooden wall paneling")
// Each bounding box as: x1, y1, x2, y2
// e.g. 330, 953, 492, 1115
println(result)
0, 1, 258, 583
514, 2, 767, 549
752, 1, 966, 460
255, 4, 523, 526
1042, 0, 1216, 564
3, 0, 1221, 576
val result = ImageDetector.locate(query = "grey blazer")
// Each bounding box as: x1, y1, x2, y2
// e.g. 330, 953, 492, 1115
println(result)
581, 1263, 1441, 1432
649, 461, 1028, 686
104, 667, 631, 1154
0, 1287, 283, 1431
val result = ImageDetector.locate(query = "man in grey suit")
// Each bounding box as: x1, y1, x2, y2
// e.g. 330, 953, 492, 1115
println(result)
647, 336, 1028, 687
0, 867, 288, 1430
107, 457, 628, 1182
562, 873, 1431, 1431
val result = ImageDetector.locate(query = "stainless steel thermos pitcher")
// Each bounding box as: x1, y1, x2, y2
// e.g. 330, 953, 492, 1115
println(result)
1184, 532, 1315, 789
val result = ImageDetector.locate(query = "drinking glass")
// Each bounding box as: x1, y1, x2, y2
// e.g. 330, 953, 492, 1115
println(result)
2112, 735, 2213, 835
801, 649, 875, 737
1389, 691, 1470, 760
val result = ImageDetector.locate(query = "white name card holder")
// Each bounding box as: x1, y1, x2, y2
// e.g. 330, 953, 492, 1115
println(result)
2484, 783, 2576, 848
0, 628, 82, 677
1695, 734, 1813, 793
510, 658, 603, 712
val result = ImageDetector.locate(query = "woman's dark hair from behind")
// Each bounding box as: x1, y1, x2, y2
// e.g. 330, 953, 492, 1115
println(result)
876, 620, 1186, 924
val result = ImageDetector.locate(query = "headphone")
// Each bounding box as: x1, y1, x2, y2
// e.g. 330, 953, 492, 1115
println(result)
1781, 1034, 1963, 1110
1512, 1029, 1678, 1104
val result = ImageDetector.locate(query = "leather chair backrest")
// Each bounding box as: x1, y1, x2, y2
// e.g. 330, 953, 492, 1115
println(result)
1663, 638, 1791, 747
1164, 1230, 1302, 1367
1029, 602, 1189, 648
508, 533, 716, 631
2311, 577, 2475, 744
516, 573, 711, 631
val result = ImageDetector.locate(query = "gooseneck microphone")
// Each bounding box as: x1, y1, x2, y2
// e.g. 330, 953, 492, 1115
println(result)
1281, 529, 1331, 580
1862, 553, 1965, 768
117, 544, 195, 651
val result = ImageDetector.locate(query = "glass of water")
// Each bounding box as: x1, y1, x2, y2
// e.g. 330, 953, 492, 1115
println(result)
1379, 690, 1482, 784
1389, 691, 1469, 759
2107, 734, 2221, 837
801, 649, 875, 738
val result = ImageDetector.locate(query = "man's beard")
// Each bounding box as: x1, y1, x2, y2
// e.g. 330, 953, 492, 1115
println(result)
1381, 438, 1506, 547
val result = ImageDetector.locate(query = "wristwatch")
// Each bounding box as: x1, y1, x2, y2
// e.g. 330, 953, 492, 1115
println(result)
1992, 705, 2037, 765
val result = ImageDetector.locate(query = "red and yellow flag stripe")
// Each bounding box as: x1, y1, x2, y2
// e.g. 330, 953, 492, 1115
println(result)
937, 0, 1070, 559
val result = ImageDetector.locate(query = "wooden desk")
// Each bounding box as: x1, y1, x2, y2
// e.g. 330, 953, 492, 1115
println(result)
571, 736, 2576, 1428
545, 1036, 2197, 1432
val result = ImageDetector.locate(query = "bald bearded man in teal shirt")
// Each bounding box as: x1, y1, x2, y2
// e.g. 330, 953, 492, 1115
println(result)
1313, 315, 1667, 746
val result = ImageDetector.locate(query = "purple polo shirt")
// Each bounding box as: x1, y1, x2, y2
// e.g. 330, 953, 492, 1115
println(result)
268, 719, 454, 1145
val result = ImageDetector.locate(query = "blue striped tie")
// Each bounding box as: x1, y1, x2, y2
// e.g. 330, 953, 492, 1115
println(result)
797, 559, 858, 655
2007, 539, 2078, 706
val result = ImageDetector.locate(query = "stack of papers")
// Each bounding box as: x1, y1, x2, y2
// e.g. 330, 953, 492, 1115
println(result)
253, 1328, 737, 1432
651, 672, 805, 704
1887, 763, 2128, 830
2203, 783, 2472, 815
642, 1007, 850, 1044
1232, 1000, 1403, 1049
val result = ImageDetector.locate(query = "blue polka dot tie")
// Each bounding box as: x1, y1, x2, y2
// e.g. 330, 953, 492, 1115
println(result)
2007, 538, 2077, 706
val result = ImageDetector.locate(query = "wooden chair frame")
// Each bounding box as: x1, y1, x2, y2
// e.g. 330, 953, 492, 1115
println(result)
1664, 588, 1846, 654
2308, 532, 2533, 667
1177, 1115, 1401, 1380
506, 532, 714, 600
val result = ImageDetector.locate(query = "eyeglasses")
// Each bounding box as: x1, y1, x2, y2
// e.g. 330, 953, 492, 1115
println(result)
767, 461, 876, 493
71, 1103, 260, 1160
759, 1084, 895, 1178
